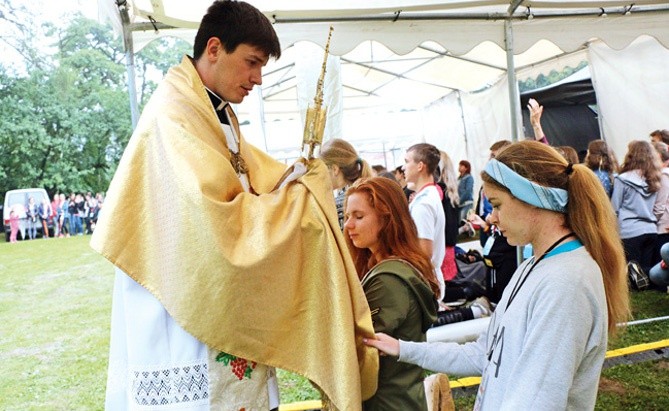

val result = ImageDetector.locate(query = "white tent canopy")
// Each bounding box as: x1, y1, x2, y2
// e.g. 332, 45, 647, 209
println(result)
102, 1, 669, 54
99, 0, 669, 172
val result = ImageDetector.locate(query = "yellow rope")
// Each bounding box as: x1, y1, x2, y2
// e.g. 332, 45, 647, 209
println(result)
605, 339, 669, 358
279, 400, 323, 410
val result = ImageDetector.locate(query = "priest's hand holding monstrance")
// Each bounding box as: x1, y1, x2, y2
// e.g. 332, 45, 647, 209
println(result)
273, 27, 334, 190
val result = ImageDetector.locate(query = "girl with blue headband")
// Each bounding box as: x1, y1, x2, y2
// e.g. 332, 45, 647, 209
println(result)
365, 140, 630, 410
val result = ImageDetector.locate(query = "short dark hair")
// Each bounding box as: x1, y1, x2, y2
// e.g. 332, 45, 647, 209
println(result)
372, 165, 387, 173
458, 160, 471, 174
378, 171, 397, 182
407, 143, 441, 175
489, 140, 512, 152
651, 129, 669, 145
193, 1, 281, 60
653, 141, 669, 162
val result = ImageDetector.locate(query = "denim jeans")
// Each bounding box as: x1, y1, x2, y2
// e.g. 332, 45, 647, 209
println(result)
26, 218, 37, 239
72, 215, 83, 235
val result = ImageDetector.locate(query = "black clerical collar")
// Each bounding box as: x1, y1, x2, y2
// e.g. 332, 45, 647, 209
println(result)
205, 88, 230, 125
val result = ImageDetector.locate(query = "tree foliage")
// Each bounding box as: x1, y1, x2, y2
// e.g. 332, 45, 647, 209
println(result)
0, 10, 190, 205
518, 60, 589, 92
0, 1, 47, 71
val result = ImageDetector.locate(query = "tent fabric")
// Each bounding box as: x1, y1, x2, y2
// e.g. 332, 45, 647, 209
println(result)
106, 1, 669, 55
589, 35, 669, 160
295, 42, 343, 143
99, 0, 669, 172
520, 66, 593, 101
422, 75, 514, 195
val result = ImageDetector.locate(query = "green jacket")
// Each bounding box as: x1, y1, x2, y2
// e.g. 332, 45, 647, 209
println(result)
361, 259, 438, 411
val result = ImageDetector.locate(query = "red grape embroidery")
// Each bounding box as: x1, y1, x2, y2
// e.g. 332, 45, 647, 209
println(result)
215, 352, 258, 380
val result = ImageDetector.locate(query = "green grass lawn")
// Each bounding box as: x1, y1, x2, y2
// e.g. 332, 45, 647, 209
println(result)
0, 236, 112, 410
1, 236, 668, 410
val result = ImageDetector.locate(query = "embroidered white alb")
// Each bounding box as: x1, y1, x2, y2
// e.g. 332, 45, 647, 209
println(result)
132, 363, 209, 406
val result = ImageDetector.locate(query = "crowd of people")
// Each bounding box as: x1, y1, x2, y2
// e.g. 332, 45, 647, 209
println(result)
7, 192, 104, 242
318, 106, 668, 408
325, 130, 650, 409
65, 1, 664, 410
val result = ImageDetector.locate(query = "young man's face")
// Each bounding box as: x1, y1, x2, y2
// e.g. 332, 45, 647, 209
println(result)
403, 150, 422, 184
206, 40, 269, 104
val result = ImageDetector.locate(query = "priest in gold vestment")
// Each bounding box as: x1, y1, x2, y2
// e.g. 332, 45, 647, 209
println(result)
91, 2, 377, 410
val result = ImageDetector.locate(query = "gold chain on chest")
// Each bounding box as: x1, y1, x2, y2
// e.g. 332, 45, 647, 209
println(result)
228, 149, 249, 175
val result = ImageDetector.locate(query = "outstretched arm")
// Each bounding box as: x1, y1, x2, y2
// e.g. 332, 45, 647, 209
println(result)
366, 333, 488, 376
527, 98, 548, 143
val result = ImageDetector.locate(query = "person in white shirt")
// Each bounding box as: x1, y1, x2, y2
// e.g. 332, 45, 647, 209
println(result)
403, 143, 446, 300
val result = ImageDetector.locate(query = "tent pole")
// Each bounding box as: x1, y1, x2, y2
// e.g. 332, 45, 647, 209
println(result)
382, 141, 388, 169
457, 90, 469, 162
504, 19, 523, 143
119, 3, 140, 129
254, 86, 269, 152
504, 19, 525, 266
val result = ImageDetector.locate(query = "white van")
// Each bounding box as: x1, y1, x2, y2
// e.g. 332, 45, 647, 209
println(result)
3, 188, 51, 241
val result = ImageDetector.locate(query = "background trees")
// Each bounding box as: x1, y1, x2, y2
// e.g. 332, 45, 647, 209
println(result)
0, 1, 585, 206
0, 6, 188, 204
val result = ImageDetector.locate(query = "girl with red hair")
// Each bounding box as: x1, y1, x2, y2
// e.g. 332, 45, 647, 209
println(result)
344, 177, 438, 411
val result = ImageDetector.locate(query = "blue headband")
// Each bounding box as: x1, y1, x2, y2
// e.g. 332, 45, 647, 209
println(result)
484, 159, 568, 213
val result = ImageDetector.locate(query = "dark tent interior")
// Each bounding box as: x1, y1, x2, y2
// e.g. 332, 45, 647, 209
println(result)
520, 69, 600, 160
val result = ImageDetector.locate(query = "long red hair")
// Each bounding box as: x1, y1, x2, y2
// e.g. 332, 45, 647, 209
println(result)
344, 177, 440, 298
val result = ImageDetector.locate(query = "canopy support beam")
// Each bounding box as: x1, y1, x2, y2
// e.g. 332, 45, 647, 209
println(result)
504, 20, 522, 143
269, 5, 669, 24
119, 2, 140, 129
504, 18, 526, 267
457, 90, 470, 163
418, 45, 507, 71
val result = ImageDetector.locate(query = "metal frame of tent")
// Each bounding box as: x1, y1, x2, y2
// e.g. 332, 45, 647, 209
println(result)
106, 0, 669, 149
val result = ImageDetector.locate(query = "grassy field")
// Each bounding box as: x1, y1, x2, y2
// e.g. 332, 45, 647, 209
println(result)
1, 236, 668, 410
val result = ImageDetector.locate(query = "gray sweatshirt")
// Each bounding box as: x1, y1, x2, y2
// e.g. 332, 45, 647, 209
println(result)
611, 170, 658, 239
653, 170, 669, 234
399, 246, 607, 410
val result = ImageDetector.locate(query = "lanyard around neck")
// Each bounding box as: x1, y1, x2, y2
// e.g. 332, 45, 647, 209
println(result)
504, 231, 576, 313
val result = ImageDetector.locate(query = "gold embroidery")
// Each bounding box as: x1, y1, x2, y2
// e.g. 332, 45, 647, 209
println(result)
370, 307, 380, 316
229, 149, 249, 175
222, 104, 251, 178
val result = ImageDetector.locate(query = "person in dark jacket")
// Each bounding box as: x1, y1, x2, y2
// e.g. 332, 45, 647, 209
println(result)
344, 177, 439, 411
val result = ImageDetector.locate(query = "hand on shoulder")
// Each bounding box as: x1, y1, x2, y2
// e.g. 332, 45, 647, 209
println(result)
363, 332, 400, 357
